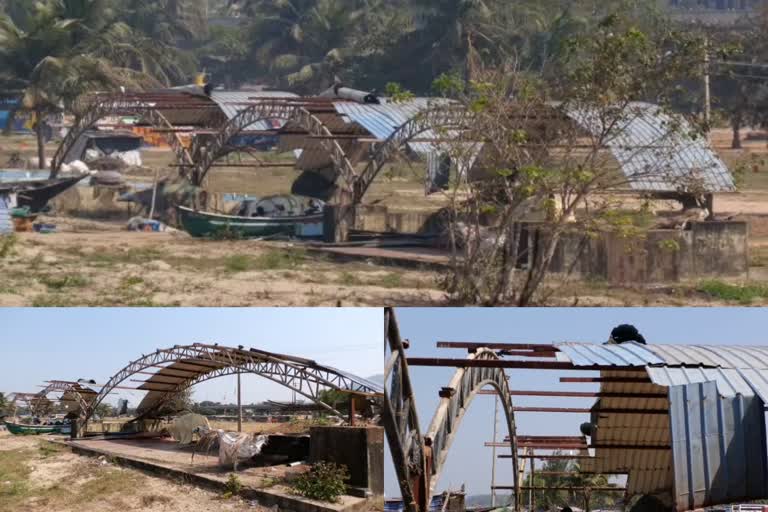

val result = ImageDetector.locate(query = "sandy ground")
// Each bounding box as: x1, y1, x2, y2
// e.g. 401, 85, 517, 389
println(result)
0, 224, 443, 307
4, 128, 768, 306
0, 432, 269, 512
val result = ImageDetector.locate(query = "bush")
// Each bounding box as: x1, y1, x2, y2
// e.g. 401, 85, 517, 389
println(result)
222, 473, 242, 498
293, 462, 349, 503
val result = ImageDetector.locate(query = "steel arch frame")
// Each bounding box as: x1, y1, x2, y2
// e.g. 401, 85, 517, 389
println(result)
193, 100, 357, 189
31, 381, 92, 418
384, 307, 428, 512
424, 348, 518, 503
83, 343, 382, 431
353, 106, 472, 205
50, 97, 194, 178
383, 307, 519, 512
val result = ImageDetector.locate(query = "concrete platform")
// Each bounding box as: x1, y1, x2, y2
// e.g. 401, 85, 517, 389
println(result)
53, 437, 373, 512
307, 245, 450, 270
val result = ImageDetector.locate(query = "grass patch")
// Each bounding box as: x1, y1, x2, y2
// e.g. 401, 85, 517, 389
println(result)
699, 280, 768, 304
83, 247, 165, 267
0, 234, 17, 258
39, 273, 89, 290
293, 462, 349, 503
223, 250, 305, 273
378, 272, 402, 288
140, 494, 173, 507
0, 448, 33, 507
337, 271, 362, 286
32, 294, 80, 307
119, 275, 144, 288
224, 254, 252, 272
38, 442, 64, 459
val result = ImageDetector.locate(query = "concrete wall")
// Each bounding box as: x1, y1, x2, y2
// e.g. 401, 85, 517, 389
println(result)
523, 221, 749, 283
309, 426, 384, 496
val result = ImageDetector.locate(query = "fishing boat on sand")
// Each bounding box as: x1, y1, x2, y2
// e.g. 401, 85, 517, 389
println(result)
4, 420, 71, 435
1, 175, 86, 212
177, 195, 324, 239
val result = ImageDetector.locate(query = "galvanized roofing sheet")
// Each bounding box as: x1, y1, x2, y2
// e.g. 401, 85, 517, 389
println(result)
209, 90, 299, 131
556, 342, 664, 366
332, 98, 452, 154
563, 102, 735, 193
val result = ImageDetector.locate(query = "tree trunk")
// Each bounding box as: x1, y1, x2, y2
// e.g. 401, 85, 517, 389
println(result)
731, 114, 742, 150
35, 108, 45, 169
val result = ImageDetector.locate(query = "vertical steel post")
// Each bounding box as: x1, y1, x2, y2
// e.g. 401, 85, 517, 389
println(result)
237, 372, 242, 433
491, 395, 499, 508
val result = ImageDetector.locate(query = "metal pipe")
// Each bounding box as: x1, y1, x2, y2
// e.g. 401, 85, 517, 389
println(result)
477, 390, 666, 398
237, 371, 242, 433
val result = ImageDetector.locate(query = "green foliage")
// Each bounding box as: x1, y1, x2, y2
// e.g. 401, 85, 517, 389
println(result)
223, 473, 242, 498
384, 82, 414, 102
0, 392, 7, 416
293, 462, 349, 503
699, 280, 768, 305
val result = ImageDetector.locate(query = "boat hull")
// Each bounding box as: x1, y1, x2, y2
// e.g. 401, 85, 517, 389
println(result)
4, 176, 86, 212
4, 421, 69, 435
177, 206, 323, 239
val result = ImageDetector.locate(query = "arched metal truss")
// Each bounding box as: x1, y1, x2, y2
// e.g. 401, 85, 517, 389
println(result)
384, 307, 519, 512
30, 380, 94, 417
82, 343, 383, 431
353, 107, 472, 205
50, 97, 194, 178
193, 100, 357, 189
424, 348, 518, 503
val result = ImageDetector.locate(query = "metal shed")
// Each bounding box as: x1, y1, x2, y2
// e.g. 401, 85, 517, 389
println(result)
554, 341, 768, 510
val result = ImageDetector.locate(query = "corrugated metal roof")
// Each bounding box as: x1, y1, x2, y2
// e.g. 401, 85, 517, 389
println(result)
563, 102, 735, 193
556, 342, 664, 366
669, 381, 768, 511
209, 90, 299, 131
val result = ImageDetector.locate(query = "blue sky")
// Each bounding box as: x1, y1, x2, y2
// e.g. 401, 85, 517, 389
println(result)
384, 307, 768, 498
0, 308, 382, 408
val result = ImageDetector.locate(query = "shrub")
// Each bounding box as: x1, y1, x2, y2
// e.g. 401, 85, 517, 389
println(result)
223, 473, 242, 498
293, 462, 349, 503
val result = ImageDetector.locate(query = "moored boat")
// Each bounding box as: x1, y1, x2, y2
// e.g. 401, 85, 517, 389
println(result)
177, 195, 325, 239
1, 175, 87, 212
177, 206, 324, 238
4, 421, 70, 435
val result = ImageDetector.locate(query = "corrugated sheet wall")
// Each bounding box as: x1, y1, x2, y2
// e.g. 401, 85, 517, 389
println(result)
669, 381, 768, 511
0, 192, 12, 234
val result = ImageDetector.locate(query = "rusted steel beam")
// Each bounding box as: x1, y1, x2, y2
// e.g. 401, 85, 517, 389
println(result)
595, 408, 669, 415
489, 441, 670, 450
513, 407, 592, 413
501, 486, 626, 492
136, 367, 198, 377
560, 377, 651, 383
436, 342, 559, 352
407, 358, 646, 371
510, 455, 594, 460
477, 389, 667, 399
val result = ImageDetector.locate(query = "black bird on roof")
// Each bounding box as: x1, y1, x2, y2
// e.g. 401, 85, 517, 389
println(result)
608, 324, 647, 345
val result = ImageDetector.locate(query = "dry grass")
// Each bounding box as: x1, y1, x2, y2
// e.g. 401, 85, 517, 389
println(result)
0, 435, 269, 512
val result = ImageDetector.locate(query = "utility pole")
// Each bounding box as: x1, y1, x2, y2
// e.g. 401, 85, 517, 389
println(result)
704, 36, 711, 140
491, 396, 499, 508
237, 372, 242, 433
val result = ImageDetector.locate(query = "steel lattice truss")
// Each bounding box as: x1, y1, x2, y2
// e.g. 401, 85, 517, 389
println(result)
425, 348, 518, 504
34, 380, 94, 417
194, 100, 357, 189
50, 97, 194, 177
384, 308, 428, 512
383, 308, 520, 512
84, 343, 382, 429
353, 106, 472, 204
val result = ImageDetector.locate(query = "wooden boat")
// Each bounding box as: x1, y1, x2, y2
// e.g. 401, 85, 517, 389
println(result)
177, 205, 324, 239
2, 175, 86, 212
4, 420, 70, 435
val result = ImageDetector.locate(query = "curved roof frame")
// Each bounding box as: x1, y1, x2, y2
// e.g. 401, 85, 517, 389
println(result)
83, 343, 382, 427
194, 100, 357, 189
383, 308, 519, 512
424, 348, 519, 502
50, 97, 195, 178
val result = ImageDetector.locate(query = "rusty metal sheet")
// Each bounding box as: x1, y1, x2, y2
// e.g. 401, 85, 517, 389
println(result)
669, 380, 768, 511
